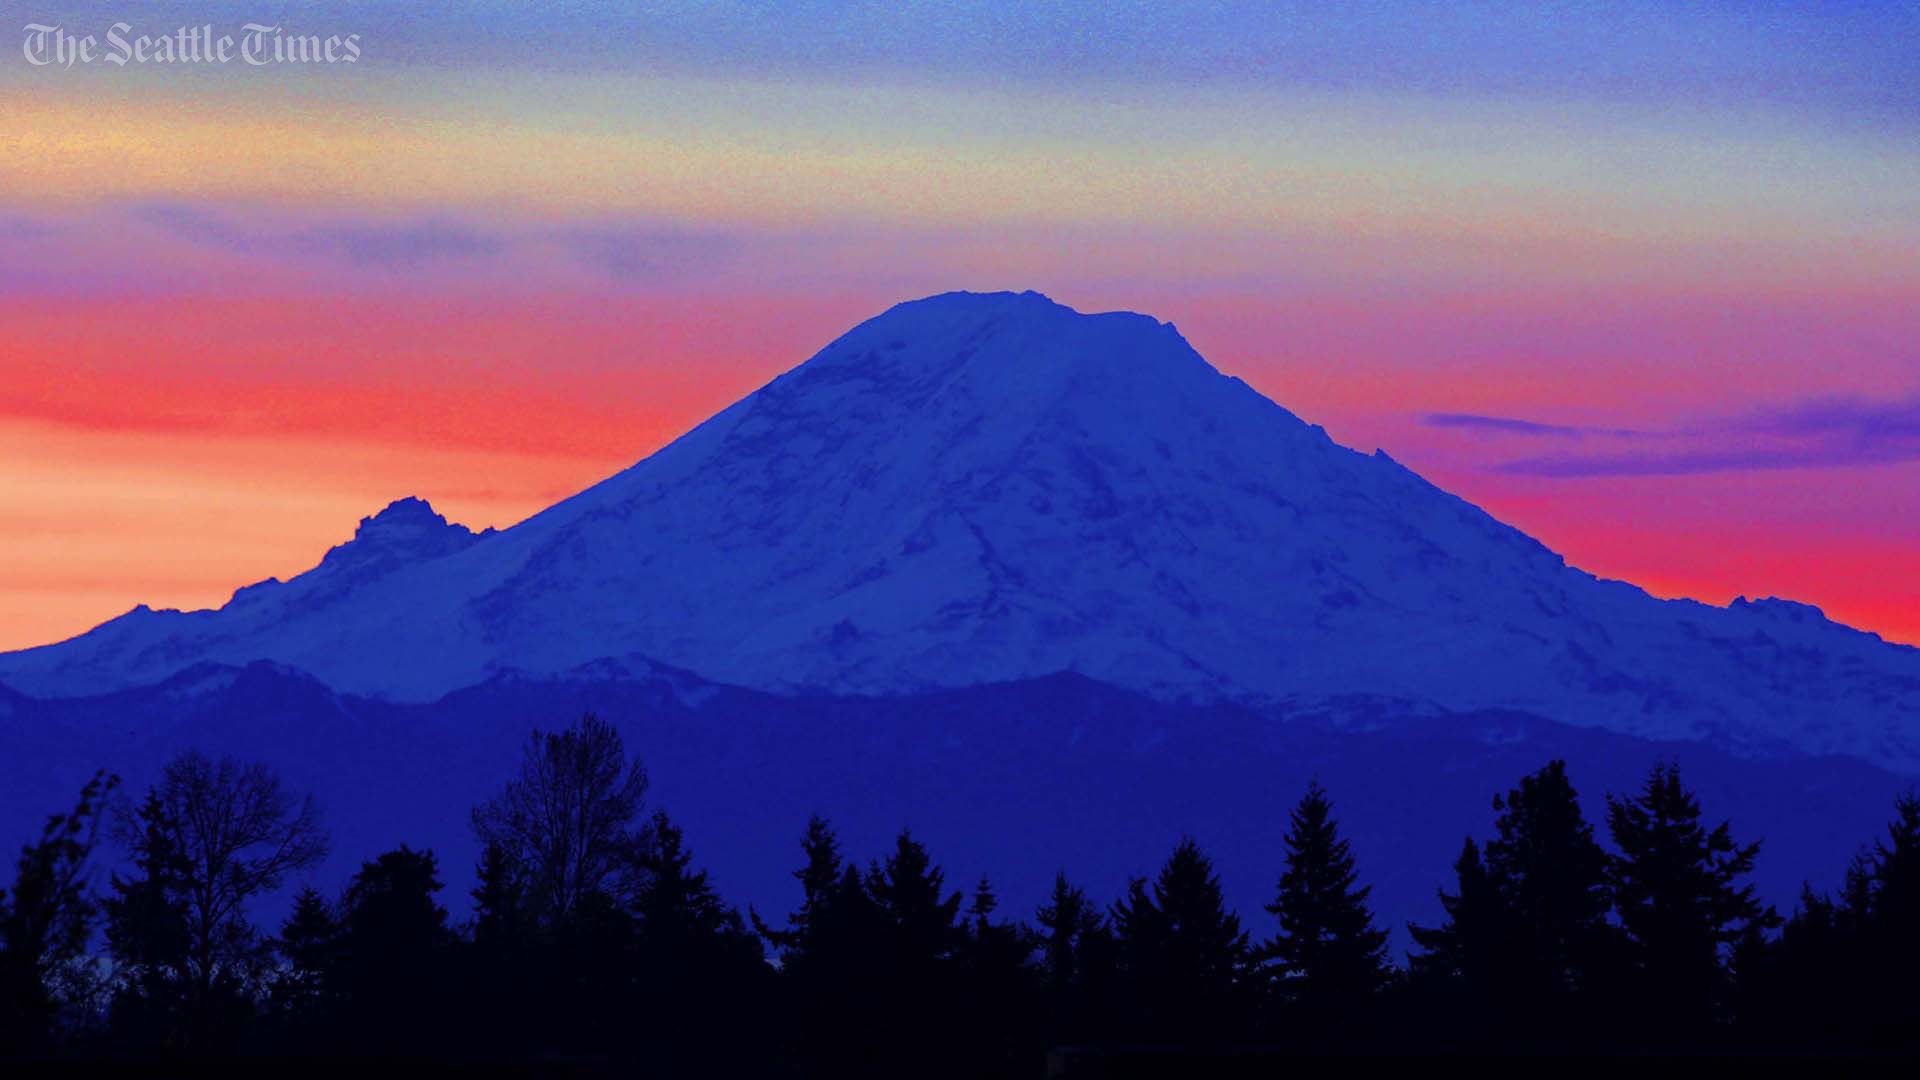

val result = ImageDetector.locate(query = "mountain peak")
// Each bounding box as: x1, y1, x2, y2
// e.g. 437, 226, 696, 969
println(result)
207, 498, 485, 612
794, 289, 1184, 381
320, 496, 481, 567
899, 288, 1068, 311
880, 289, 1174, 337
355, 495, 458, 536
4, 294, 1918, 770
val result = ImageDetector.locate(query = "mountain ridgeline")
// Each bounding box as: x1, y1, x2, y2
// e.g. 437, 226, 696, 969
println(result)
3, 290, 1915, 768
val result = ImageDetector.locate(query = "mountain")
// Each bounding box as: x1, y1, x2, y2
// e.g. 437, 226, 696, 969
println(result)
4, 290, 1918, 768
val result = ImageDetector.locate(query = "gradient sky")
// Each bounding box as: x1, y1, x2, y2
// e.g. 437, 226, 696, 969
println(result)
2, 2, 1917, 649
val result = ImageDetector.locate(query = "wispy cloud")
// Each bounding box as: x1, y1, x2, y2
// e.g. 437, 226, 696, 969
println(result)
133, 203, 503, 270
296, 223, 504, 267
1495, 444, 1920, 477
1423, 412, 1642, 439
0, 215, 66, 242
1491, 394, 1920, 477
128, 204, 748, 283
1739, 396, 1920, 442
557, 225, 742, 284
135, 203, 257, 250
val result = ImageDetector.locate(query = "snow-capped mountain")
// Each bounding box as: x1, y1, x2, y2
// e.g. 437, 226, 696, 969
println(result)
4, 291, 1917, 767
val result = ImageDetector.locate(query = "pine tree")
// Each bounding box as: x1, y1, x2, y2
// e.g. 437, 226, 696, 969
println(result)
1607, 763, 1773, 1041
1405, 763, 1618, 1049
1408, 837, 1498, 989
1036, 872, 1106, 993
628, 811, 768, 1073
753, 818, 894, 1076
767, 831, 1018, 1078
866, 829, 965, 973
1110, 837, 1250, 1044
1484, 760, 1614, 998
102, 787, 195, 1050
1864, 794, 1920, 951
334, 847, 452, 1053
1408, 761, 1614, 1038
464, 840, 536, 1059
1837, 793, 1920, 1049
956, 875, 1038, 1075
1035, 872, 1116, 1045
339, 849, 449, 966
963, 875, 1034, 975
967, 874, 997, 928
631, 811, 755, 951
750, 814, 845, 965
1261, 782, 1389, 1017
270, 886, 339, 1022
469, 840, 530, 954
959, 875, 1036, 989
1780, 882, 1848, 1043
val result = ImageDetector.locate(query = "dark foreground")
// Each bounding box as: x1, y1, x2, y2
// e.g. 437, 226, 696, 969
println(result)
5, 714, 1919, 1071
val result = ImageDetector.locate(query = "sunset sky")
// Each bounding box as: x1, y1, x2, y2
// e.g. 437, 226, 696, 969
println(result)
2, 2, 1916, 650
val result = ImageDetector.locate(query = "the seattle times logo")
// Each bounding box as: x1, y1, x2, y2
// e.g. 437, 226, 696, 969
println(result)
22, 22, 362, 67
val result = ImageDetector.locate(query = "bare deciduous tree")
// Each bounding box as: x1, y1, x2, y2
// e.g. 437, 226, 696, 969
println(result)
115, 752, 328, 1022
472, 714, 648, 923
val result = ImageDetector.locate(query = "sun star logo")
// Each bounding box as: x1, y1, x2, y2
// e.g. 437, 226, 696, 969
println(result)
21, 21, 362, 67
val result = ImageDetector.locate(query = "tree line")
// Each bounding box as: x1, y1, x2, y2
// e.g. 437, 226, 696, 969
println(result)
3, 714, 1918, 1069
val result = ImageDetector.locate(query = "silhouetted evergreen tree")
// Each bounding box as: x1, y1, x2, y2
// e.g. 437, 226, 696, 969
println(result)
31, 742, 1920, 1062
754, 818, 891, 1076
548, 887, 641, 1059
1110, 838, 1250, 1045
469, 841, 531, 954
102, 788, 196, 1053
0, 771, 116, 1058
632, 812, 753, 950
751, 814, 844, 965
862, 830, 966, 1069
1869, 794, 1920, 921
1408, 760, 1615, 1048
1035, 872, 1116, 1043
1757, 794, 1920, 1051
1407, 837, 1497, 989
1486, 761, 1615, 998
462, 840, 535, 1059
954, 876, 1039, 1074
1036, 873, 1099, 990
1261, 782, 1389, 1032
960, 874, 1033, 973
1607, 763, 1772, 1044
866, 829, 965, 971
1856, 794, 1920, 1048
266, 886, 338, 1041
627, 810, 770, 1075
275, 887, 338, 989
1739, 883, 1845, 1049
333, 846, 454, 1054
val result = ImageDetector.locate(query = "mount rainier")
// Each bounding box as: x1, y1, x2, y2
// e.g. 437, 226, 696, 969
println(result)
3, 290, 1916, 769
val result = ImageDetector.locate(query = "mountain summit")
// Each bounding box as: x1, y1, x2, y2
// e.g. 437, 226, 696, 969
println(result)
4, 291, 1917, 767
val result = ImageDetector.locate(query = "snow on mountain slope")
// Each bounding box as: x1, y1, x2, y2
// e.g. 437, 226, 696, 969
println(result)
4, 291, 1917, 766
